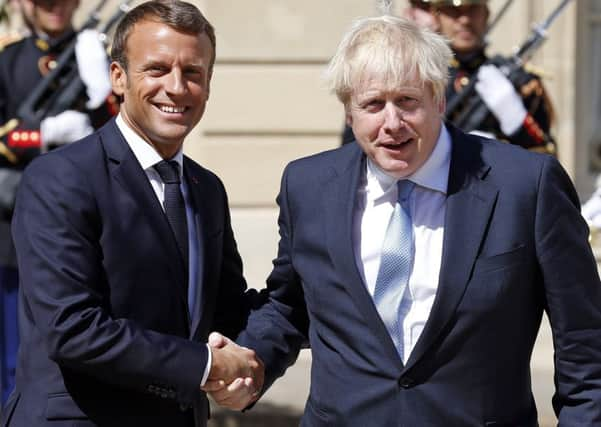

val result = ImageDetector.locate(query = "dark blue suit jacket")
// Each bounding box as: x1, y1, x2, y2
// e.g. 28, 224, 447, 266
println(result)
239, 125, 601, 426
2, 119, 256, 427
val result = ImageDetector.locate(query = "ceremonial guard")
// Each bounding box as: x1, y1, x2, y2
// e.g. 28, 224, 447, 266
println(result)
429, 0, 556, 154
0, 0, 117, 405
343, 0, 556, 154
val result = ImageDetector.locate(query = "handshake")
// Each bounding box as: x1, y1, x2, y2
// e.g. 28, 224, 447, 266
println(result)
202, 332, 265, 410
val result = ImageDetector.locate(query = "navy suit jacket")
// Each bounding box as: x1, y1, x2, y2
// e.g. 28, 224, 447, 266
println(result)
239, 125, 601, 426
2, 119, 257, 427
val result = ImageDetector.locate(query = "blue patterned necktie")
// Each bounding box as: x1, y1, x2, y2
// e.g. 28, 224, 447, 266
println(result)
154, 160, 189, 272
373, 179, 415, 361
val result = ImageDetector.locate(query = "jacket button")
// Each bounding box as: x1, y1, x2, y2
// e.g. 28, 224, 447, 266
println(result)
398, 377, 415, 389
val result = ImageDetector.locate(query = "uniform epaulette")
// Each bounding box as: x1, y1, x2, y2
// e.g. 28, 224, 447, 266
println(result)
0, 32, 23, 52
523, 62, 554, 80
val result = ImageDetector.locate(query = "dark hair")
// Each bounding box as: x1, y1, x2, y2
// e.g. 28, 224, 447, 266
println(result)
110, 0, 216, 74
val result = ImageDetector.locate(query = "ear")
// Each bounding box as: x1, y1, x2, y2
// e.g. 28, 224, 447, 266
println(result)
344, 104, 353, 126
110, 61, 127, 97
206, 70, 212, 101
438, 96, 446, 115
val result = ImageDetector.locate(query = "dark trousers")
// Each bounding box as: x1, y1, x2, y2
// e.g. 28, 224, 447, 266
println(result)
0, 266, 18, 405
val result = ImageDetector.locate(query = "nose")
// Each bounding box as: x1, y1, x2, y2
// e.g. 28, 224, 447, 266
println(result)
457, 13, 470, 24
382, 103, 404, 133
457, 5, 476, 22
165, 69, 187, 96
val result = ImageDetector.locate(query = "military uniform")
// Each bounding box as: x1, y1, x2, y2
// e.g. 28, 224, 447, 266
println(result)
342, 0, 556, 151
415, 0, 556, 153
445, 49, 555, 154
0, 30, 117, 405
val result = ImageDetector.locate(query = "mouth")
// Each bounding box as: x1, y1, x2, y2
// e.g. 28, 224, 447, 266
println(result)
378, 137, 416, 150
456, 29, 477, 39
155, 103, 187, 115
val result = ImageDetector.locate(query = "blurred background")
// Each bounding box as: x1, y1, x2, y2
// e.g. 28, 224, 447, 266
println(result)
2, 0, 599, 425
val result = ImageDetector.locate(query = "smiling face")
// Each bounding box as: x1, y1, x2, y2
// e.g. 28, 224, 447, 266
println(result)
110, 19, 213, 159
346, 77, 444, 178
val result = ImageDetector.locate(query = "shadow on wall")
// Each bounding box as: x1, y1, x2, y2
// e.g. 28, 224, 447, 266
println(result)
209, 402, 302, 427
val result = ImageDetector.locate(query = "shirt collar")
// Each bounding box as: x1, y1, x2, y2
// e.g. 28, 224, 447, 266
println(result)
366, 123, 451, 201
116, 113, 184, 177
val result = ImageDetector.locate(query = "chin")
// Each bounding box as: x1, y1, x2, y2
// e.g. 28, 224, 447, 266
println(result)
380, 161, 412, 178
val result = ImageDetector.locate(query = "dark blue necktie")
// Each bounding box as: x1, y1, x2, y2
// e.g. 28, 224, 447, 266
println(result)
154, 160, 189, 272
373, 180, 415, 361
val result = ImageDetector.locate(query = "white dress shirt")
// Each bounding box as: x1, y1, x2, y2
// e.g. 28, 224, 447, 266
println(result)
115, 114, 210, 385
353, 124, 451, 364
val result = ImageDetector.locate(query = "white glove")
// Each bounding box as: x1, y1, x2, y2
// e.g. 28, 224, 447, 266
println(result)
475, 64, 527, 136
75, 29, 112, 109
40, 110, 93, 148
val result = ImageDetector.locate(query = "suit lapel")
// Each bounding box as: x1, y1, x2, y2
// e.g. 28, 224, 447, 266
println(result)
183, 159, 216, 338
404, 127, 498, 372
324, 145, 404, 370
99, 120, 189, 311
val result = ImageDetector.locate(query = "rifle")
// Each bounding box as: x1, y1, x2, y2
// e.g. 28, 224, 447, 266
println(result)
445, 0, 573, 134
16, 0, 133, 129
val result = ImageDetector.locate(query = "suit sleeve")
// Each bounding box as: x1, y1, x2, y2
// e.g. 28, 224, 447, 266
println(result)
535, 155, 601, 423
12, 154, 207, 406
237, 165, 310, 392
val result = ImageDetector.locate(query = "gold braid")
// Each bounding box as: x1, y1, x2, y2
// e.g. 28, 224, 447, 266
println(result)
0, 119, 19, 164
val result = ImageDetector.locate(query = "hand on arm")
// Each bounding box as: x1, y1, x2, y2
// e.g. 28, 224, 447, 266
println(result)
75, 29, 112, 110
201, 332, 264, 410
40, 110, 93, 149
475, 64, 527, 136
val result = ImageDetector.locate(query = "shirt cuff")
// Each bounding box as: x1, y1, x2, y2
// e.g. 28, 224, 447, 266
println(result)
200, 343, 212, 386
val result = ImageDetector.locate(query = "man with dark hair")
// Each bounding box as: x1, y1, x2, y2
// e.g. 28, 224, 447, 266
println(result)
1, 1, 263, 426
0, 0, 118, 406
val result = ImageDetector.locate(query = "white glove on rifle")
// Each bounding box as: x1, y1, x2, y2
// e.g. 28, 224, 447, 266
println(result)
75, 29, 112, 110
475, 64, 527, 136
40, 110, 93, 149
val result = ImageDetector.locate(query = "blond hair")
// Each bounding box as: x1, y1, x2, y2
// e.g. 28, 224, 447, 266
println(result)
323, 15, 452, 106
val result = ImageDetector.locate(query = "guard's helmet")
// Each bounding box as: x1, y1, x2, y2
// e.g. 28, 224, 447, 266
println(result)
428, 0, 488, 5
